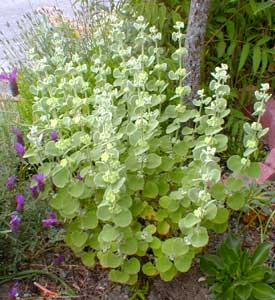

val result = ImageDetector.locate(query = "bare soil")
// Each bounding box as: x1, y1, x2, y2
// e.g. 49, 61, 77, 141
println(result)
149, 265, 208, 300
0, 251, 208, 300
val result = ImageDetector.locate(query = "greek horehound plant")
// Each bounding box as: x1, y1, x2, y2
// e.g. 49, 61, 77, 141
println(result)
24, 14, 270, 284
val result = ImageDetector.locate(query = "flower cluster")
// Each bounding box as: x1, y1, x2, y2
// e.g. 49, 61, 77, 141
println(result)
30, 172, 45, 199
9, 281, 19, 300
13, 127, 25, 156
50, 131, 58, 142
15, 194, 25, 212
0, 67, 19, 96
7, 123, 52, 231
6, 175, 16, 191
42, 211, 59, 228
10, 213, 21, 232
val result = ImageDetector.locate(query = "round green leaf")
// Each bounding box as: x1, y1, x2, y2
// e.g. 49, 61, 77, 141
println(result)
142, 262, 158, 276
179, 213, 200, 229
45, 141, 61, 156
226, 177, 243, 192
244, 162, 261, 178
97, 205, 111, 221
113, 209, 132, 227
156, 255, 173, 273
98, 251, 123, 268
174, 251, 194, 272
227, 155, 242, 172
212, 208, 230, 224
52, 167, 70, 188
204, 203, 217, 220
50, 190, 70, 210
143, 181, 159, 198
127, 174, 144, 191
159, 265, 177, 281
62, 197, 80, 215
157, 221, 170, 235
162, 238, 189, 257
126, 274, 138, 285
123, 257, 140, 274
80, 211, 98, 229
160, 157, 174, 171
227, 192, 245, 210
81, 252, 95, 268
173, 141, 188, 156
146, 153, 162, 169
68, 180, 85, 198
120, 238, 138, 255
190, 227, 209, 248
158, 178, 170, 196
136, 241, 148, 256
99, 225, 119, 243
108, 270, 129, 283
150, 237, 162, 249
71, 231, 88, 248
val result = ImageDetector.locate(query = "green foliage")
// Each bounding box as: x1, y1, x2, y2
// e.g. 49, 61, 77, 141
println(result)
206, 0, 275, 87
200, 234, 275, 300
23, 11, 269, 284
128, 0, 189, 49
129, 0, 275, 160
0, 94, 53, 274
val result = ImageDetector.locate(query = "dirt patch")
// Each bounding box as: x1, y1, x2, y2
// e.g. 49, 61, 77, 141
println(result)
149, 264, 208, 300
0, 255, 209, 300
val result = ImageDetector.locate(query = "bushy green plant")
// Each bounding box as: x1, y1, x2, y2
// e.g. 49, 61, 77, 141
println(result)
200, 234, 275, 300
129, 0, 275, 160
23, 12, 270, 284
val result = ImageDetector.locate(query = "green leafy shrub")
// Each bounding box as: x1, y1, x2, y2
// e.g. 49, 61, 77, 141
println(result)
200, 234, 275, 300
24, 13, 270, 284
129, 0, 275, 160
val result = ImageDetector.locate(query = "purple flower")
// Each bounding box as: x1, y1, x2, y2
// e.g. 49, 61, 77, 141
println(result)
47, 211, 57, 219
55, 254, 65, 264
42, 211, 58, 228
50, 131, 58, 142
76, 172, 83, 181
30, 185, 39, 198
10, 213, 21, 232
15, 194, 25, 212
6, 175, 16, 191
15, 142, 25, 156
32, 172, 45, 191
0, 67, 18, 96
9, 281, 19, 300
13, 127, 24, 146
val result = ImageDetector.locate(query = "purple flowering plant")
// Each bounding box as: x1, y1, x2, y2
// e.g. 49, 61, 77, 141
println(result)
30, 172, 45, 198
15, 194, 25, 212
14, 142, 25, 156
42, 211, 59, 228
9, 281, 19, 300
13, 127, 25, 156
0, 67, 19, 96
30, 184, 39, 198
76, 172, 83, 181
6, 175, 16, 191
13, 127, 24, 146
32, 172, 45, 191
10, 213, 21, 232
55, 254, 65, 264
50, 131, 58, 142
